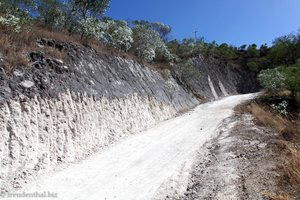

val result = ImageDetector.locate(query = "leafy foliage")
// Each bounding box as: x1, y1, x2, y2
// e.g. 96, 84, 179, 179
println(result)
175, 61, 201, 83
72, 0, 110, 20
267, 33, 300, 66
167, 38, 237, 61
36, 0, 66, 28
78, 17, 108, 40
0, 14, 22, 32
246, 61, 259, 72
0, 0, 35, 12
132, 25, 173, 62
246, 44, 260, 57
280, 62, 300, 94
132, 20, 171, 41
258, 68, 286, 92
0, 7, 32, 32
104, 20, 133, 51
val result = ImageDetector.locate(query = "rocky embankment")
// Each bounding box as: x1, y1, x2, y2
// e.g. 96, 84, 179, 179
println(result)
0, 39, 257, 192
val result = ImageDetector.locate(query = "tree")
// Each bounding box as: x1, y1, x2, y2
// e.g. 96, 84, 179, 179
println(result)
167, 39, 180, 54
71, 0, 110, 40
246, 61, 259, 72
0, 0, 33, 32
79, 17, 107, 40
239, 44, 247, 51
132, 20, 171, 41
247, 44, 260, 57
0, 0, 35, 12
268, 33, 300, 66
176, 38, 205, 59
105, 20, 133, 51
73, 0, 110, 20
37, 0, 65, 28
259, 44, 269, 56
280, 61, 300, 95
132, 25, 173, 62
0, 14, 22, 32
216, 43, 237, 60
175, 61, 201, 83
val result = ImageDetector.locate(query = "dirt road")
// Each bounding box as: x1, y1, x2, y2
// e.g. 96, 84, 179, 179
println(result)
9, 94, 256, 200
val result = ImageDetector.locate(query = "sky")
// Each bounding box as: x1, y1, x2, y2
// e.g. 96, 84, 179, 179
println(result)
106, 0, 300, 47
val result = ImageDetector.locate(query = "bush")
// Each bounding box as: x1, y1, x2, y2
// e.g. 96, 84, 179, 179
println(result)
0, 8, 32, 33
216, 43, 237, 60
258, 68, 286, 92
281, 63, 300, 94
37, 0, 66, 28
268, 33, 300, 66
246, 61, 259, 72
175, 61, 201, 83
0, 14, 22, 32
78, 17, 108, 40
154, 40, 174, 62
247, 44, 260, 57
132, 25, 173, 62
105, 20, 133, 52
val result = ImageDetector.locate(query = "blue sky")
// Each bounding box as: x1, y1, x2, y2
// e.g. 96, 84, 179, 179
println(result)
106, 0, 300, 47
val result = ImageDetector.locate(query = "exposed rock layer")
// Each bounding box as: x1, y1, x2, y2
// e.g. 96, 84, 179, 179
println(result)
0, 40, 257, 191
179, 56, 260, 100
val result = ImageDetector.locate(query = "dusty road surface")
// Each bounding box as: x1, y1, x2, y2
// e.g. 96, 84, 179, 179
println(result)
9, 94, 256, 200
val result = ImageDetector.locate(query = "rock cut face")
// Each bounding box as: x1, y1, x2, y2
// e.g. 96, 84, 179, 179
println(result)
0, 40, 199, 192
0, 39, 258, 192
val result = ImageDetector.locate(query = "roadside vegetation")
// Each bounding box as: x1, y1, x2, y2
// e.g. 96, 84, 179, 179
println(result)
241, 30, 300, 200
245, 96, 300, 200
245, 32, 300, 197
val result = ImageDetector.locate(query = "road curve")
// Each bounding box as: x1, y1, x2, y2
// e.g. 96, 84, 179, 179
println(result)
13, 94, 256, 200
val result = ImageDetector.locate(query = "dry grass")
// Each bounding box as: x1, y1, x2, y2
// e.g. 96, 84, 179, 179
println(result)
247, 101, 300, 198
284, 145, 300, 188
44, 46, 70, 63
0, 30, 36, 71
0, 25, 111, 72
247, 102, 300, 141
247, 103, 290, 135
262, 192, 291, 200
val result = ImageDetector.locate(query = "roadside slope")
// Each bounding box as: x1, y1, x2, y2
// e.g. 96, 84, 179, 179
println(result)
9, 94, 256, 200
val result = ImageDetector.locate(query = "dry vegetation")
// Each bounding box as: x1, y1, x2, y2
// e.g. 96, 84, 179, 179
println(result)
0, 24, 132, 72
0, 26, 79, 71
0, 24, 173, 74
0, 18, 182, 83
263, 192, 292, 200
245, 96, 300, 199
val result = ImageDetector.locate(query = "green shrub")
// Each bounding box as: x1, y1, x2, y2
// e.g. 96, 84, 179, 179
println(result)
247, 44, 260, 57
175, 61, 201, 83
281, 63, 300, 94
78, 17, 107, 40
105, 20, 133, 52
258, 68, 285, 92
132, 25, 173, 62
246, 61, 259, 72
0, 8, 32, 33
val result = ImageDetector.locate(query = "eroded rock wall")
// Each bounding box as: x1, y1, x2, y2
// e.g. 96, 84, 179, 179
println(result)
177, 56, 259, 101
0, 91, 179, 191
0, 39, 257, 191
0, 40, 199, 191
